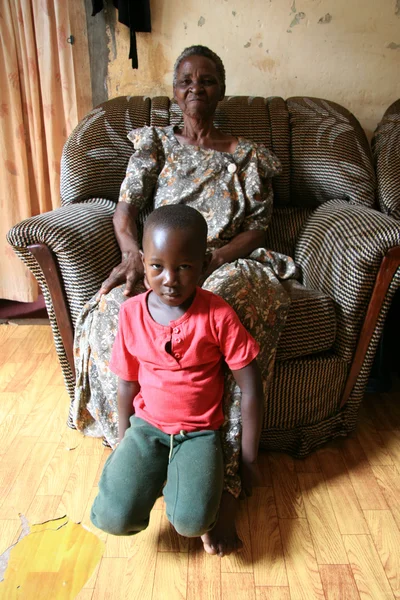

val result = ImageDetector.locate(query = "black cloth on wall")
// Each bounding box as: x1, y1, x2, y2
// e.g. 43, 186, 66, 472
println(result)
92, 0, 151, 69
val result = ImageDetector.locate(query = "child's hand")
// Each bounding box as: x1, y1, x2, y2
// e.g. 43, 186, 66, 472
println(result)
240, 460, 263, 498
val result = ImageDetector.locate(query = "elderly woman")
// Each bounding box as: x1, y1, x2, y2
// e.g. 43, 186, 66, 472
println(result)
73, 45, 297, 555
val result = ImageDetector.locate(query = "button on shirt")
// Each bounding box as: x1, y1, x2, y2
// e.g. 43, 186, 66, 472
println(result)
109, 287, 259, 434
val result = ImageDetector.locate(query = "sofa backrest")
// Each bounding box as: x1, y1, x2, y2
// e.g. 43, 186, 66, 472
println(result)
60, 96, 151, 205
60, 95, 376, 255
287, 97, 375, 208
372, 98, 400, 220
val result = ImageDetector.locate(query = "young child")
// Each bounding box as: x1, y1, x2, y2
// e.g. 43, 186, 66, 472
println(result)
91, 204, 264, 557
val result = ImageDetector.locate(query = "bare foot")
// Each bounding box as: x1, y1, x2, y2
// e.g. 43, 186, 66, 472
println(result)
201, 491, 243, 557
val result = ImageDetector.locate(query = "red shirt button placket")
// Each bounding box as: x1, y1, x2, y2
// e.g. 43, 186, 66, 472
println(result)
174, 333, 182, 360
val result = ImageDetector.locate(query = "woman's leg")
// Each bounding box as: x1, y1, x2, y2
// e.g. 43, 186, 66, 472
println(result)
73, 282, 145, 446
162, 430, 224, 538
91, 416, 169, 536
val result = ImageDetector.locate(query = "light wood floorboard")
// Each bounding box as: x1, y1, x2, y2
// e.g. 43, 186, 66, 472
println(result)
0, 323, 399, 599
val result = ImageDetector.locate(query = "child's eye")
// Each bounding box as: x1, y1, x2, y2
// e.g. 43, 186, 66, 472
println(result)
178, 265, 191, 270
150, 264, 162, 270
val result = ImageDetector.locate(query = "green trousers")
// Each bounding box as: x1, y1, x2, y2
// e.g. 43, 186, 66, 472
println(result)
91, 416, 224, 537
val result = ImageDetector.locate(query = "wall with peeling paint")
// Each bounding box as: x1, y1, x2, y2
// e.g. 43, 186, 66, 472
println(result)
89, 0, 400, 139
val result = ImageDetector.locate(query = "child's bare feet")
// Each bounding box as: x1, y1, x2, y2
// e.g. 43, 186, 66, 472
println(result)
201, 491, 243, 557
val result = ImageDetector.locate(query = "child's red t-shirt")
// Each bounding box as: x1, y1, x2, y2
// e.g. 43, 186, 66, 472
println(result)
109, 287, 259, 434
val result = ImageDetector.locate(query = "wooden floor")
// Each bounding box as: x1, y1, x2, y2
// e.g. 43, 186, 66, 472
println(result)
1, 324, 400, 599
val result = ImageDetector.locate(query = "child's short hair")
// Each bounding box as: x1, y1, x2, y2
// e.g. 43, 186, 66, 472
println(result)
144, 205, 208, 251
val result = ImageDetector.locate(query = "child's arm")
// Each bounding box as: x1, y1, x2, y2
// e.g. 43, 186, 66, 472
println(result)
118, 377, 140, 443
231, 359, 264, 496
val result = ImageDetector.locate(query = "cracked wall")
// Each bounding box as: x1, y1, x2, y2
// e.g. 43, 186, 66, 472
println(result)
87, 0, 400, 139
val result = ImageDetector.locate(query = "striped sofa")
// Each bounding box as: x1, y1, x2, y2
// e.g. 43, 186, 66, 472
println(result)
371, 99, 400, 380
372, 98, 400, 221
7, 96, 400, 456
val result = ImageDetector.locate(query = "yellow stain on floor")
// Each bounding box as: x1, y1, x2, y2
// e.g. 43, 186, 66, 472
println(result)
0, 516, 104, 599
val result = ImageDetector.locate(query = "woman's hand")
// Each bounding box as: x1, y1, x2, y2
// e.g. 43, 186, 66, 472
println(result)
98, 251, 144, 297
201, 230, 266, 285
200, 250, 225, 285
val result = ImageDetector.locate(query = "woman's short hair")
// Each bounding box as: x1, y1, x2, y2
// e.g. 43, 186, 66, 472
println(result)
173, 45, 226, 92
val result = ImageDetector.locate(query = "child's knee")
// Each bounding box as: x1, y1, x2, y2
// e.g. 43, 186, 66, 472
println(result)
90, 499, 148, 536
170, 506, 217, 538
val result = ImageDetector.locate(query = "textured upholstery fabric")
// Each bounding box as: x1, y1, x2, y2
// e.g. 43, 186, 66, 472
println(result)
295, 199, 400, 361
266, 97, 291, 207
269, 355, 348, 429
276, 280, 336, 361
372, 99, 400, 220
265, 206, 313, 257
288, 97, 376, 208
7, 94, 400, 457
60, 96, 151, 205
265, 265, 400, 456
7, 199, 120, 326
150, 96, 170, 127
168, 96, 273, 147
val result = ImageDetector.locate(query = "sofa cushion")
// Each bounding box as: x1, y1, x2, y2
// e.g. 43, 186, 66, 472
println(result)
265, 206, 313, 258
276, 280, 336, 360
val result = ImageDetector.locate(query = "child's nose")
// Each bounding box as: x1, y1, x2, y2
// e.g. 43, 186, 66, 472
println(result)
163, 269, 178, 286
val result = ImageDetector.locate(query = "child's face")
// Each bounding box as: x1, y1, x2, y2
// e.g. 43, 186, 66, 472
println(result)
141, 226, 209, 308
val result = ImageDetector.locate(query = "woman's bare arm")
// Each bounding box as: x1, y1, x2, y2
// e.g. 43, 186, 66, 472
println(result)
99, 202, 144, 296
205, 229, 265, 278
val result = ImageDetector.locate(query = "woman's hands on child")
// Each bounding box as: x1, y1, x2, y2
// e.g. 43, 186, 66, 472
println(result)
98, 251, 144, 298
240, 459, 263, 497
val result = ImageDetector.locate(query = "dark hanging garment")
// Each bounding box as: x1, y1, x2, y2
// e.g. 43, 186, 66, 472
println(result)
91, 0, 151, 69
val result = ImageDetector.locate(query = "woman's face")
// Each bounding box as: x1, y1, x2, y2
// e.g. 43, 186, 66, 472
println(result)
173, 55, 224, 120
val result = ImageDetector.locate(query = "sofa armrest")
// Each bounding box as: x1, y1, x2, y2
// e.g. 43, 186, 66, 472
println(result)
26, 243, 76, 378
295, 200, 400, 363
7, 198, 120, 326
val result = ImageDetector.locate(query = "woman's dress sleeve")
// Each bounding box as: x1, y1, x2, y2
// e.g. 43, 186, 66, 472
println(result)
118, 126, 165, 211
239, 145, 282, 232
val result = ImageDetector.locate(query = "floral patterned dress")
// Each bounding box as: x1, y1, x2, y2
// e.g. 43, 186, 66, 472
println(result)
73, 126, 298, 497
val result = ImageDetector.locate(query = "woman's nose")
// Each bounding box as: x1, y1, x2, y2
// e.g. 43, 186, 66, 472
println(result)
190, 80, 203, 93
